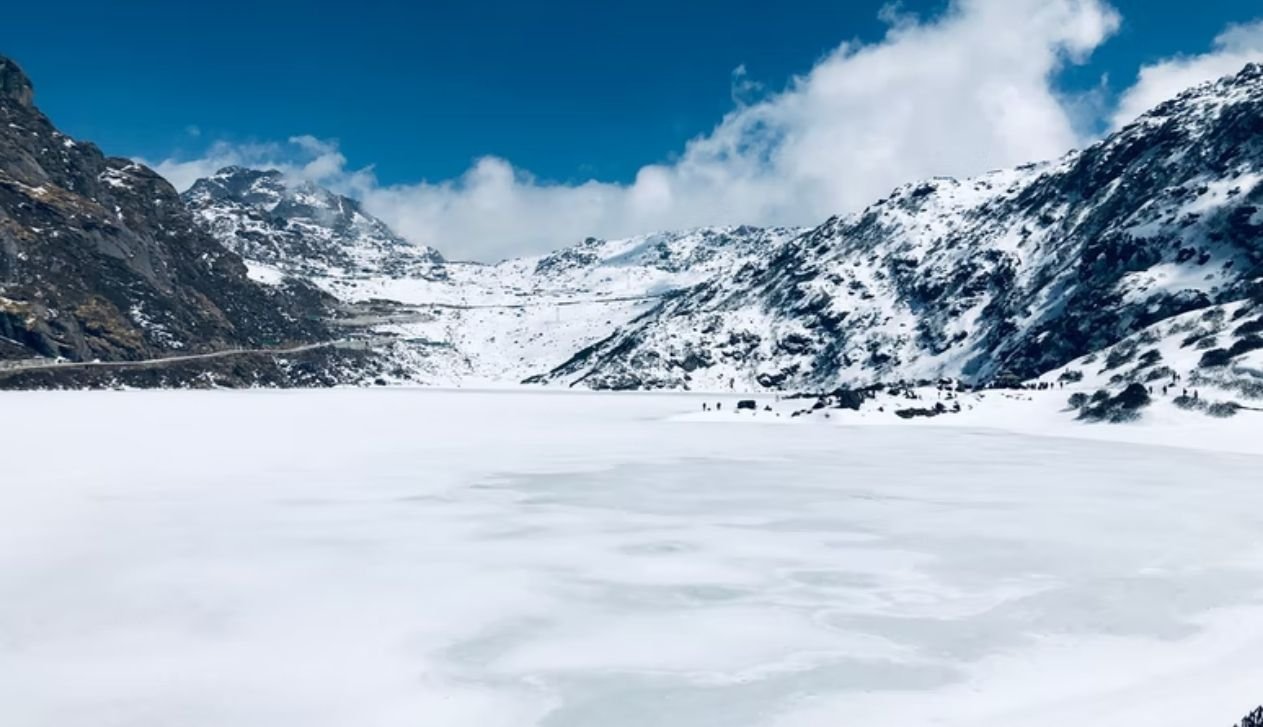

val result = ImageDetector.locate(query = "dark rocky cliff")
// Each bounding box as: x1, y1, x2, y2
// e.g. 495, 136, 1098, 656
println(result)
0, 55, 335, 369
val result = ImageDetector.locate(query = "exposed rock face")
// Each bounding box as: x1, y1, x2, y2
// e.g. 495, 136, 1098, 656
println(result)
0, 58, 34, 108
534, 63, 1263, 391
182, 166, 443, 278
0, 55, 334, 370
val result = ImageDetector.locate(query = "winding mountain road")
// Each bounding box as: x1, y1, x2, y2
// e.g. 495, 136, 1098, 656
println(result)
0, 340, 371, 376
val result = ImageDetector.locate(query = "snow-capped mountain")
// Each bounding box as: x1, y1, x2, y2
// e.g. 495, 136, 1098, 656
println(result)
185, 215, 801, 385
181, 162, 804, 384
533, 63, 1263, 391
182, 167, 444, 279
354, 226, 803, 384
99, 60, 1263, 404
322, 225, 803, 305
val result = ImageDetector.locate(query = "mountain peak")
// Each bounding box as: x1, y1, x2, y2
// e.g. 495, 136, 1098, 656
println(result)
1115, 61, 1263, 138
214, 165, 282, 177
1207, 60, 1263, 96
183, 166, 445, 271
0, 56, 34, 108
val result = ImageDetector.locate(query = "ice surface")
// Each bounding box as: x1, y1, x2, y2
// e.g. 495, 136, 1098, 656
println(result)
1, 389, 1261, 726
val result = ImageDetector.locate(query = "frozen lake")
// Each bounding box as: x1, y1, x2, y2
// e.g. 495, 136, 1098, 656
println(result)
2, 389, 1261, 726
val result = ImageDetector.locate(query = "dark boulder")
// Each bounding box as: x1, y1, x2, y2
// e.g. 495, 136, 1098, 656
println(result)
830, 388, 866, 411
895, 402, 949, 419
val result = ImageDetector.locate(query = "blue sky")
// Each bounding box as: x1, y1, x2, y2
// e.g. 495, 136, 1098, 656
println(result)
4, 0, 1257, 185
4, 0, 1263, 259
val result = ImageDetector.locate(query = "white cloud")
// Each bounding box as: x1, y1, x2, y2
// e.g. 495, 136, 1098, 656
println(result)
1112, 18, 1263, 129
153, 0, 1126, 261
148, 137, 372, 193
729, 64, 764, 107
151, 140, 286, 191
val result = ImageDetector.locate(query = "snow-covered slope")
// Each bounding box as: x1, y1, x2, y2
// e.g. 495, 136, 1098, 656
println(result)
1036, 296, 1263, 419
183, 166, 444, 279
182, 182, 802, 385
327, 226, 802, 384
535, 63, 1263, 393
319, 226, 799, 306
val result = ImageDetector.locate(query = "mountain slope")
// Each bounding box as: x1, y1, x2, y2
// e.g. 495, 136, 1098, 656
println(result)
181, 176, 801, 384
368, 226, 803, 384
534, 63, 1263, 391
182, 167, 443, 280
0, 55, 339, 374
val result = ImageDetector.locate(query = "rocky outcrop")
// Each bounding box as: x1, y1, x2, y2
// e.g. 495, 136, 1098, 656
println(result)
1234, 706, 1263, 727
182, 166, 443, 278
0, 55, 338, 378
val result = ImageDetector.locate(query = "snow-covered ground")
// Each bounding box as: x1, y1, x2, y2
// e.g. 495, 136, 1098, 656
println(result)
1, 389, 1261, 727
233, 225, 802, 385
680, 383, 1263, 457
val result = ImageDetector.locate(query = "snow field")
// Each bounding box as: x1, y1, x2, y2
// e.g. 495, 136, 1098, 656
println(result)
1, 389, 1260, 726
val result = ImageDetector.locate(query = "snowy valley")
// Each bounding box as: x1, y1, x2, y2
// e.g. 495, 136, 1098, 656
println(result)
3, 37, 1263, 727
5, 51, 1263, 419
182, 165, 803, 385
159, 64, 1263, 429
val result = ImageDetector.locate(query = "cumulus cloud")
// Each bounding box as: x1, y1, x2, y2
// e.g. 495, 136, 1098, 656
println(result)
153, 0, 1125, 261
1112, 19, 1263, 129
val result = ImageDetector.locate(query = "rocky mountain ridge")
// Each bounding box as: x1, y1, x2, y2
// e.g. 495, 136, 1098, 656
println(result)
0, 55, 378, 387
183, 166, 443, 279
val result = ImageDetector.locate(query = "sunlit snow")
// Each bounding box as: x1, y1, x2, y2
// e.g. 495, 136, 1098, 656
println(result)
1, 389, 1261, 726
